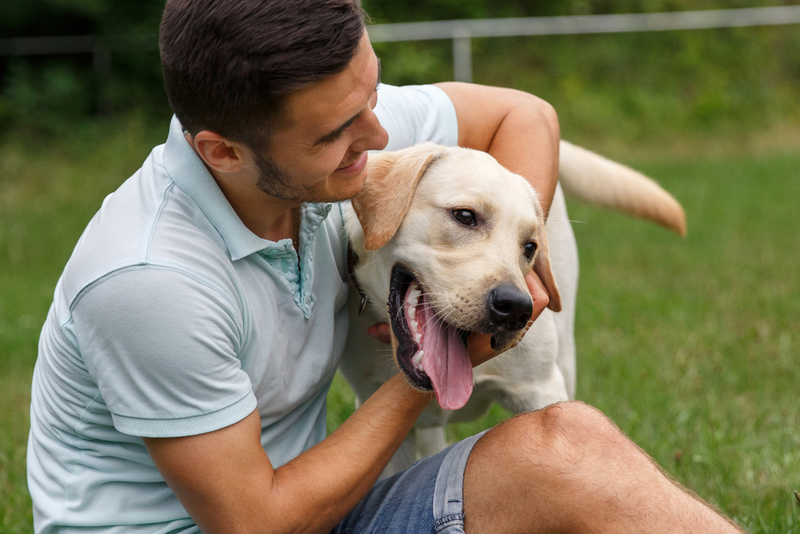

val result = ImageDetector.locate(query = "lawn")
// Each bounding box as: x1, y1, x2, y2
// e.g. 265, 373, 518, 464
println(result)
1, 120, 798, 532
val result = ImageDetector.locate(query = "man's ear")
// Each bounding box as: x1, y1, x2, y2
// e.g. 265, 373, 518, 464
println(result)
352, 142, 448, 251
191, 131, 247, 173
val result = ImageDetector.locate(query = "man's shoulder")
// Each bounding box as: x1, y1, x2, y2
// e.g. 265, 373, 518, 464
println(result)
59, 151, 233, 309
374, 84, 458, 151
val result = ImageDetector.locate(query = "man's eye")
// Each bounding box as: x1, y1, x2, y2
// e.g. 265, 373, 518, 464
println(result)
524, 242, 538, 261
451, 209, 477, 227
323, 130, 345, 144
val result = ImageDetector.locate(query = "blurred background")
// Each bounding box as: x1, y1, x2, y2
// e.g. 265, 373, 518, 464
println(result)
2, 0, 800, 149
1, 1, 799, 532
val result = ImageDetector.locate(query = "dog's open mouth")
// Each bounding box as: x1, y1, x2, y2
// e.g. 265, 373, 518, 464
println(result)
388, 263, 473, 410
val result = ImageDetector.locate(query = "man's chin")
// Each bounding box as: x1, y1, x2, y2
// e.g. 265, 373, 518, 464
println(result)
322, 169, 368, 202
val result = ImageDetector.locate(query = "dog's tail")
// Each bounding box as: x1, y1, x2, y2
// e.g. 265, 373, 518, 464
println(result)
557, 140, 687, 236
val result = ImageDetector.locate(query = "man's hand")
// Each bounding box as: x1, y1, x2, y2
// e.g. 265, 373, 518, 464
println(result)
465, 270, 549, 367
366, 270, 550, 368
367, 322, 391, 343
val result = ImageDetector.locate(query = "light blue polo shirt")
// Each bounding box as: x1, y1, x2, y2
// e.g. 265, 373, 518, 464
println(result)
27, 83, 458, 533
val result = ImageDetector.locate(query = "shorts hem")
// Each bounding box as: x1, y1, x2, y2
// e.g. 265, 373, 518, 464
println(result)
433, 512, 465, 532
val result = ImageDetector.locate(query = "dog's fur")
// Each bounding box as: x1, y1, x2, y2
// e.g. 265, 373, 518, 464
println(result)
339, 141, 685, 476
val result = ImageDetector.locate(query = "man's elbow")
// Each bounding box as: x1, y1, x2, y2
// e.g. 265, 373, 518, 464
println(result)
515, 90, 560, 141
537, 96, 560, 140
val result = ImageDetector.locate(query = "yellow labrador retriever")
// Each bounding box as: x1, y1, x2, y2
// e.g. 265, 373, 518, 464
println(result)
339, 141, 685, 475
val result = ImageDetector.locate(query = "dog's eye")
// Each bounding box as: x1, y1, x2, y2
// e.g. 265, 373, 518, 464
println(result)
451, 209, 477, 227
524, 242, 538, 261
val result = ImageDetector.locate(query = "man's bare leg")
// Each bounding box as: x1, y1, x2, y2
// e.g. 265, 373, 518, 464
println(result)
463, 401, 743, 534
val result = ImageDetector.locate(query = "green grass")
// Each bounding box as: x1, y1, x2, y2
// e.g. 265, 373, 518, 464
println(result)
2, 119, 799, 531
570, 153, 800, 530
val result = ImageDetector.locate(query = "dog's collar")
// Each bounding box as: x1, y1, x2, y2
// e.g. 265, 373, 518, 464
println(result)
347, 244, 369, 316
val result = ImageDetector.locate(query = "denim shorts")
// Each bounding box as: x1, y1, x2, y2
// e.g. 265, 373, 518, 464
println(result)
332, 430, 487, 534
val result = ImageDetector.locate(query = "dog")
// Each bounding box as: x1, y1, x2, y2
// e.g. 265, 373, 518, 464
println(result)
339, 141, 686, 475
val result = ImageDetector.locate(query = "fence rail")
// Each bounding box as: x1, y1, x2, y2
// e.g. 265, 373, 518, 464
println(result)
367, 5, 800, 82
3, 5, 800, 84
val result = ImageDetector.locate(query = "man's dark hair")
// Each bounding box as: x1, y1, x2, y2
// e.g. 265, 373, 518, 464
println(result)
159, 0, 366, 151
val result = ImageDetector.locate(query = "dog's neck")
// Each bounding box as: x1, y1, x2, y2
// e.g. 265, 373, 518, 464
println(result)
347, 243, 370, 316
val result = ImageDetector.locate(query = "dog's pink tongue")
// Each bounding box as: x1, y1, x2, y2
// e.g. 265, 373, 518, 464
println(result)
419, 306, 473, 410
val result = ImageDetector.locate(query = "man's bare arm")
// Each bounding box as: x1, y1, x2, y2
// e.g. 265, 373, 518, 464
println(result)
144, 374, 432, 534
435, 82, 560, 216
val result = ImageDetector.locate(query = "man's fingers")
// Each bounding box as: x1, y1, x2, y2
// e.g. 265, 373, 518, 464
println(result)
525, 270, 549, 322
466, 332, 496, 368
468, 272, 550, 367
367, 323, 392, 344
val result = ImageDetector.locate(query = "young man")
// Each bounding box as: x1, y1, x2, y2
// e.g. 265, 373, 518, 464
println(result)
27, 0, 742, 532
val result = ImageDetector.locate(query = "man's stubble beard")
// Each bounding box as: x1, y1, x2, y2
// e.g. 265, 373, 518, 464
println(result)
253, 149, 356, 205
253, 150, 312, 203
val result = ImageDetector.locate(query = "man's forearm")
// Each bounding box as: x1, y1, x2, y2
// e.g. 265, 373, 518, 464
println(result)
482, 96, 560, 216
146, 374, 433, 534
270, 374, 433, 533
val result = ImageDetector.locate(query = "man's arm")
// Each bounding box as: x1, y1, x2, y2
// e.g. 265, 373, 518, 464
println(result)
145, 374, 432, 534
434, 82, 560, 216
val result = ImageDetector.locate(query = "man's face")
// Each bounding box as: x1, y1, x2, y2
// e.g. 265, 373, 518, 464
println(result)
251, 31, 389, 203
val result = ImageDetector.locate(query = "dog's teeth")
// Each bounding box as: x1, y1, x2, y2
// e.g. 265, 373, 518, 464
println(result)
409, 296, 419, 307
408, 306, 416, 319
415, 333, 422, 343
408, 285, 422, 301
412, 350, 424, 368
411, 320, 419, 333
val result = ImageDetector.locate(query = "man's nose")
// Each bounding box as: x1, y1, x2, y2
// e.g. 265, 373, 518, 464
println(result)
351, 107, 389, 153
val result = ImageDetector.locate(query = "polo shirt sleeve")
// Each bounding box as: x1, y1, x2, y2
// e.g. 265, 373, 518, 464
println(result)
373, 83, 459, 151
71, 266, 257, 438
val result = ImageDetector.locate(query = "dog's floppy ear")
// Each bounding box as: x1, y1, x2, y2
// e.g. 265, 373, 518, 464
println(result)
533, 219, 562, 313
352, 142, 447, 251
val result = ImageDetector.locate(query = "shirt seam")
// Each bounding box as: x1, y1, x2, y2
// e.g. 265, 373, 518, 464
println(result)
67, 262, 242, 324
145, 180, 176, 263
111, 389, 255, 429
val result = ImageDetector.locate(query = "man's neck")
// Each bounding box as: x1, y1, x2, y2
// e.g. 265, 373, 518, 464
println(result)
184, 134, 302, 246
264, 207, 300, 248
210, 167, 301, 245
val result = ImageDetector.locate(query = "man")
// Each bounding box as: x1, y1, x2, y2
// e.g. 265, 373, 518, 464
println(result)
27, 0, 742, 532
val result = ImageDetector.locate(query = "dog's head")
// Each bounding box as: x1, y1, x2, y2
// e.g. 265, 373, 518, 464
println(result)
348, 142, 561, 409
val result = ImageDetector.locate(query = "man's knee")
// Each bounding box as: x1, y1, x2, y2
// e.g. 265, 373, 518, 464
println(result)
471, 401, 626, 481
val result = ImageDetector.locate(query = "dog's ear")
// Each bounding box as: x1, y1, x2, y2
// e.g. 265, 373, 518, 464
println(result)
352, 142, 447, 251
533, 220, 562, 313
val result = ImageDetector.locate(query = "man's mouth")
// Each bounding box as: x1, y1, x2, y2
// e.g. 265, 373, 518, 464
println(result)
388, 263, 474, 410
336, 152, 367, 173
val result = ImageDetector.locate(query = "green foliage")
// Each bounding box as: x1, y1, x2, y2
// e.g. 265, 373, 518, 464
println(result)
0, 59, 94, 135
1, 0, 799, 140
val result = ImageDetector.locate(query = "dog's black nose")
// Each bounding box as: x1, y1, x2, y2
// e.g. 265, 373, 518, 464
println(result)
488, 284, 533, 331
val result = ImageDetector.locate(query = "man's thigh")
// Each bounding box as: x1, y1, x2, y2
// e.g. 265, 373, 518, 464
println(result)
333, 431, 487, 534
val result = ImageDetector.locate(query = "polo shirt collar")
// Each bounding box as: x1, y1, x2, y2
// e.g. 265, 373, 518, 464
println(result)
161, 115, 331, 262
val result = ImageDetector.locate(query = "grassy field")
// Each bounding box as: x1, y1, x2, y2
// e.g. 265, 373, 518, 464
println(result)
1, 119, 798, 531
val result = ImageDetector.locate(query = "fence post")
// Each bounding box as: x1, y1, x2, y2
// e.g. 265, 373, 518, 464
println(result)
452, 24, 472, 82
